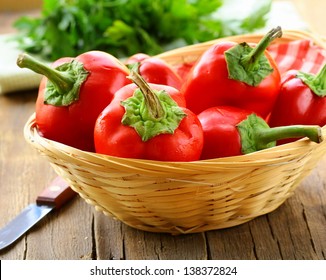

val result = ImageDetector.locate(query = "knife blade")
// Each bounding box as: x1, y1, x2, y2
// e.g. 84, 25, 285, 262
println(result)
0, 176, 76, 251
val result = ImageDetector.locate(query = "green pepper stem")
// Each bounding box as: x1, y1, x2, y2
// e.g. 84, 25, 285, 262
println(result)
127, 70, 165, 120
314, 64, 326, 89
240, 26, 282, 71
257, 125, 323, 149
238, 114, 323, 154
17, 53, 74, 95
296, 63, 326, 97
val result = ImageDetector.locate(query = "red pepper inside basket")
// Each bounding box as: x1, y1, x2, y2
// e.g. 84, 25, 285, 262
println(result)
17, 51, 131, 151
268, 64, 326, 144
198, 106, 323, 160
94, 71, 203, 161
125, 53, 182, 90
182, 26, 282, 118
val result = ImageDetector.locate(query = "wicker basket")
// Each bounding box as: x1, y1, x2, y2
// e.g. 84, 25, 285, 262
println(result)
24, 30, 326, 234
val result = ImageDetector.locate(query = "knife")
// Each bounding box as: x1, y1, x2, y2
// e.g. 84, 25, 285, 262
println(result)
0, 176, 76, 251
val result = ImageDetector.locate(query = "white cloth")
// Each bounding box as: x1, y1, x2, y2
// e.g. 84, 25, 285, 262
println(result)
0, 34, 42, 95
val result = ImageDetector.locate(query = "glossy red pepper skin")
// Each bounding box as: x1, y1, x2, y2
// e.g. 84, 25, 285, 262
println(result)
34, 51, 131, 151
198, 106, 322, 160
125, 53, 150, 64
94, 83, 203, 161
182, 41, 281, 117
174, 61, 195, 80
198, 106, 252, 159
269, 70, 326, 127
126, 53, 182, 90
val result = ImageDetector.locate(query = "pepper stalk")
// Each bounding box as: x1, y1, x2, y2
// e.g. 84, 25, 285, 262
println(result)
17, 53, 89, 106
296, 63, 326, 97
121, 70, 186, 141
127, 70, 165, 121
225, 26, 282, 86
237, 114, 323, 154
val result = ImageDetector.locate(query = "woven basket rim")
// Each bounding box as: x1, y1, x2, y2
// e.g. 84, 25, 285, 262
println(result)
155, 29, 326, 64
24, 113, 326, 168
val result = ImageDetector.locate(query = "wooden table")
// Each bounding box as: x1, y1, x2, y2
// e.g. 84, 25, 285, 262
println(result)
1, 1, 326, 260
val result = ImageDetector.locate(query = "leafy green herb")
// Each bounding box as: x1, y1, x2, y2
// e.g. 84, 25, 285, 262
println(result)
13, 0, 271, 60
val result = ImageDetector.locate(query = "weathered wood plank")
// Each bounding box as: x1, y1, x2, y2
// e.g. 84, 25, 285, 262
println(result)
0, 92, 40, 259
24, 197, 94, 260
262, 159, 326, 260
206, 223, 256, 260
122, 228, 207, 260
94, 212, 125, 260
296, 159, 326, 259
246, 216, 282, 260
265, 197, 319, 259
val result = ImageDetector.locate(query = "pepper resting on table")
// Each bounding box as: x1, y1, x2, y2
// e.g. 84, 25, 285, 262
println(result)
269, 64, 326, 144
182, 26, 283, 118
94, 71, 203, 161
17, 51, 131, 151
198, 106, 323, 160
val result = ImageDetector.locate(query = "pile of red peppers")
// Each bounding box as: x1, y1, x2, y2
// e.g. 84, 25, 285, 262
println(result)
17, 26, 325, 161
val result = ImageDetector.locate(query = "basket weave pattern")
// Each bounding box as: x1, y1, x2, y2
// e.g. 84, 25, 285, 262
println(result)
24, 31, 326, 234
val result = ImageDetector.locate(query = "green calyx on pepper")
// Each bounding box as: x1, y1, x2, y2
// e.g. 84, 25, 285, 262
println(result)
296, 64, 326, 97
225, 26, 282, 86
17, 53, 89, 106
121, 71, 186, 141
237, 114, 323, 154
126, 61, 141, 73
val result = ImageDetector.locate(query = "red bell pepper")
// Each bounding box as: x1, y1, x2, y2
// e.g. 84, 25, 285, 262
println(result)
125, 53, 150, 64
17, 51, 131, 151
198, 106, 322, 160
182, 27, 283, 118
174, 61, 195, 80
268, 64, 326, 143
125, 53, 182, 90
94, 71, 203, 161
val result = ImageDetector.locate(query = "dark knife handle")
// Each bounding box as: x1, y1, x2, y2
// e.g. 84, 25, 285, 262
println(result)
36, 177, 77, 209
